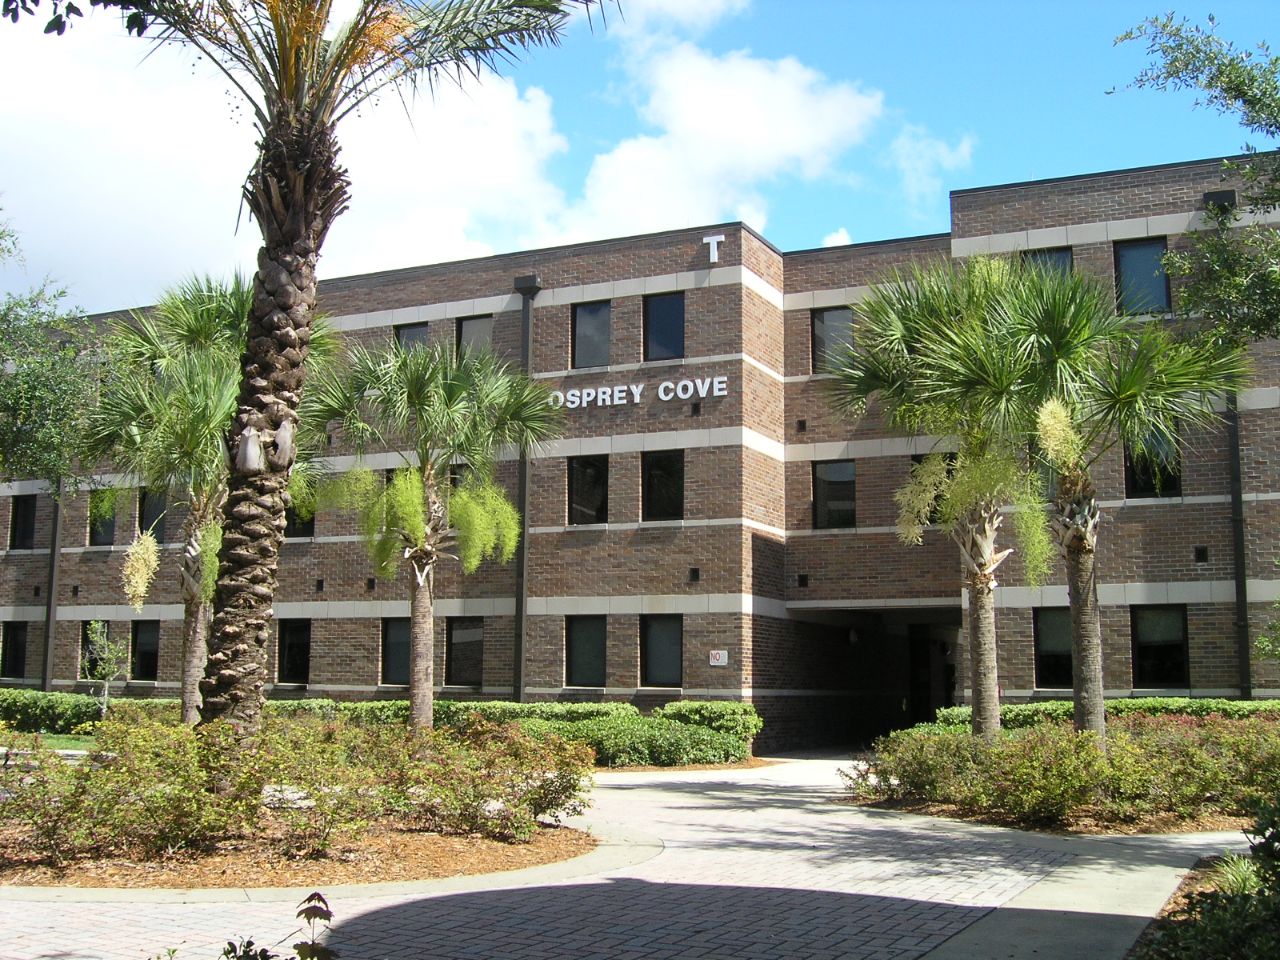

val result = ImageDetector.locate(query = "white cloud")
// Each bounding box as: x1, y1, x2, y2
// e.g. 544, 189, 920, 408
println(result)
612, 0, 751, 36
822, 227, 852, 247
889, 124, 975, 220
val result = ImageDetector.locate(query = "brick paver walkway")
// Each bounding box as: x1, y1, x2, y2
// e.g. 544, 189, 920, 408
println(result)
0, 757, 1239, 960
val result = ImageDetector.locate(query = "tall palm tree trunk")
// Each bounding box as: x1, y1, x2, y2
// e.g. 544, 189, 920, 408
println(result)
1053, 481, 1105, 739
955, 500, 1010, 740
179, 515, 210, 725
409, 564, 436, 730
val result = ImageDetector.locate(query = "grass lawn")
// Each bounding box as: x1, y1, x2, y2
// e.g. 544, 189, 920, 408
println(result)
1, 733, 97, 751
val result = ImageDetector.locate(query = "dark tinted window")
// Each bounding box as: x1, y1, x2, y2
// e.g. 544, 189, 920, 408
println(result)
284, 506, 315, 539
457, 315, 494, 353
1, 622, 27, 679
131, 620, 160, 681
1034, 608, 1073, 689
643, 292, 685, 362
813, 460, 856, 528
80, 621, 106, 679
1132, 605, 1188, 687
446, 618, 483, 687
8, 495, 35, 550
811, 307, 853, 373
1124, 438, 1181, 499
88, 490, 116, 546
641, 615, 682, 687
138, 489, 166, 542
1115, 238, 1170, 314
565, 616, 606, 687
572, 301, 610, 369
568, 455, 608, 525
395, 321, 432, 351
277, 619, 311, 684
381, 617, 410, 685
642, 450, 684, 521
1022, 247, 1074, 273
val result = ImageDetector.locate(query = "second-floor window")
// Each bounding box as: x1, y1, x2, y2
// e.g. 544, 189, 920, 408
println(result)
1115, 237, 1170, 314
572, 301, 610, 369
643, 292, 685, 362
456, 315, 494, 353
811, 307, 853, 373
395, 321, 432, 351
813, 460, 856, 529
568, 455, 608, 525
8, 495, 35, 550
642, 450, 684, 522
138, 488, 166, 542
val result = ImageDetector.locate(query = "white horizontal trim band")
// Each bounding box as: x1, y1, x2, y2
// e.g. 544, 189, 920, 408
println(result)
788, 596, 961, 610
525, 593, 789, 619
982, 579, 1280, 609
782, 285, 871, 311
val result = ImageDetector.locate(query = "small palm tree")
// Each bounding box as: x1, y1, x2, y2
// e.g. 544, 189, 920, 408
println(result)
828, 259, 1051, 739
307, 342, 559, 728
82, 276, 337, 723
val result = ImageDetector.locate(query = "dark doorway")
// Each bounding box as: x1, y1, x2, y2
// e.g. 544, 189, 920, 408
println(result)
908, 623, 953, 725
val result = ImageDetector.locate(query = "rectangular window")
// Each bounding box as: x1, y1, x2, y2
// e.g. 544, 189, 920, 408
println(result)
571, 301, 610, 369
1, 623, 27, 679
80, 621, 106, 679
1115, 237, 1170, 314
1132, 605, 1189, 688
456, 314, 494, 353
813, 460, 856, 529
565, 615, 606, 687
88, 490, 116, 547
640, 614, 682, 688
8, 495, 35, 550
811, 307, 854, 373
642, 450, 684, 521
283, 506, 315, 539
1022, 247, 1074, 273
1124, 438, 1181, 499
130, 620, 160, 682
395, 321, 432, 351
567, 455, 608, 525
138, 488, 166, 542
1033, 607, 1073, 689
643, 292, 685, 362
446, 617, 484, 687
277, 619, 311, 685
381, 617, 410, 686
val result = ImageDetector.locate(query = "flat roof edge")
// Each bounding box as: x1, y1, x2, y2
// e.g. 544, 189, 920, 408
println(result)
950, 151, 1273, 197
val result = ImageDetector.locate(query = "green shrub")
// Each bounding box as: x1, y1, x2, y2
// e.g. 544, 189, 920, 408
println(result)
0, 736, 94, 863
521, 713, 747, 767
936, 698, 1280, 729
970, 727, 1106, 823
0, 688, 101, 733
652, 701, 763, 743
842, 724, 981, 803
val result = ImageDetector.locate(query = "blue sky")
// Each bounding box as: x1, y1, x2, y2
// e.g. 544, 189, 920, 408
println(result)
0, 0, 1275, 312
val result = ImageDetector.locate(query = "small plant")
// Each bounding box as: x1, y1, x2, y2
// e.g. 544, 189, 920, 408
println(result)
1210, 852, 1262, 896
214, 892, 339, 960
79, 620, 129, 719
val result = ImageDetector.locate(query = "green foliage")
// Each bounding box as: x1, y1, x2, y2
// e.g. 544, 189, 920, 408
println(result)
88, 487, 122, 526
935, 698, 1280, 728
80, 620, 129, 719
122, 531, 160, 611
651, 701, 764, 742
1210, 853, 1263, 896
0, 688, 103, 732
450, 479, 521, 574
200, 521, 223, 604
521, 714, 748, 767
431, 700, 640, 727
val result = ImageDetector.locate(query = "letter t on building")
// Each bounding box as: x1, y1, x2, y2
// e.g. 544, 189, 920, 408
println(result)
703, 234, 726, 264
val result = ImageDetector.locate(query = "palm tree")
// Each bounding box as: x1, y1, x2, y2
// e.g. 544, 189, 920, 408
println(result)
49, 0, 606, 733
1014, 267, 1249, 738
306, 342, 559, 728
827, 259, 1051, 739
82, 276, 337, 724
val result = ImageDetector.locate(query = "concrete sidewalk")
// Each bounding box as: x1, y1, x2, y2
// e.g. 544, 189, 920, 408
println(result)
0, 756, 1248, 960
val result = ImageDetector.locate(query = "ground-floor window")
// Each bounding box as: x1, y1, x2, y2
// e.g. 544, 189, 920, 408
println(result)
1033, 607, 1072, 689
277, 619, 311, 685
446, 618, 484, 687
1131, 605, 1189, 688
565, 615, 606, 687
130, 620, 159, 681
641, 614, 682, 688
0, 622, 26, 679
381, 617, 410, 686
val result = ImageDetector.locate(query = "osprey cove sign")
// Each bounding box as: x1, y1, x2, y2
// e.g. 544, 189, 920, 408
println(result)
550, 375, 730, 410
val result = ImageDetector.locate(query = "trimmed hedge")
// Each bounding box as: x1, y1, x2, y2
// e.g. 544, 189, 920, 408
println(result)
935, 697, 1280, 729
0, 689, 105, 733
652, 701, 764, 742
519, 714, 748, 767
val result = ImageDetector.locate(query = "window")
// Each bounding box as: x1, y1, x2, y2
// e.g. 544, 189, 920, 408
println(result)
277, 619, 311, 684
643, 292, 685, 362
80, 621, 107, 679
131, 620, 160, 681
88, 490, 116, 546
8, 495, 35, 550
1, 623, 27, 679
641, 450, 684, 521
567, 455, 608, 525
138, 488, 166, 542
381, 617, 410, 685
571, 301, 610, 369
1033, 608, 1073, 689
812, 460, 856, 529
1022, 247, 1074, 273
395, 321, 432, 351
811, 307, 854, 373
1115, 238, 1170, 314
1132, 605, 1189, 688
565, 615, 606, 687
283, 506, 315, 539
456, 315, 494, 353
446, 618, 483, 687
1124, 437, 1181, 499
640, 614, 682, 687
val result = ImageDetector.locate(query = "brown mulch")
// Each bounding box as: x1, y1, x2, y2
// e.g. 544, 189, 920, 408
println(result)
845, 797, 1250, 836
1124, 856, 1221, 959
0, 822, 596, 889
